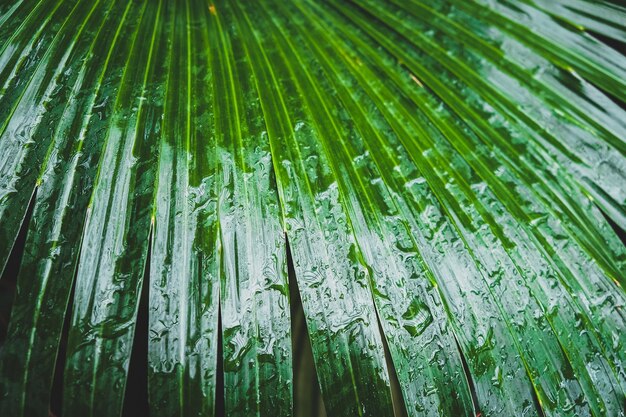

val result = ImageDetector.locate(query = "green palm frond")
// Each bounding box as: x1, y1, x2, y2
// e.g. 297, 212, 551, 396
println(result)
0, 0, 625, 416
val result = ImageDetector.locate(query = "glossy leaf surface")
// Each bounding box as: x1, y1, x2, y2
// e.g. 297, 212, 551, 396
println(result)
0, 1, 624, 416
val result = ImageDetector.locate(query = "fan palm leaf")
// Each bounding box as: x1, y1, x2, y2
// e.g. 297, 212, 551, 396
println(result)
0, 0, 625, 416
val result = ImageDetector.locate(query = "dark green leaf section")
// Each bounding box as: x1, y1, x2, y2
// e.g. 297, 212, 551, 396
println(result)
0, 1, 625, 417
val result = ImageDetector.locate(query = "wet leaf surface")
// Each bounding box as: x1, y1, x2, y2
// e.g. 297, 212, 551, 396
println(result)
0, 1, 625, 416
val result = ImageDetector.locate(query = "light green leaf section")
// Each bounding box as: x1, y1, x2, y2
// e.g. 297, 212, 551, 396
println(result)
307, 2, 626, 414
209, 4, 293, 417
0, 1, 139, 416
526, 0, 626, 42
223, 1, 395, 415
260, 3, 475, 415
0, 0, 87, 278
147, 1, 221, 416
62, 1, 164, 415
0, 1, 625, 417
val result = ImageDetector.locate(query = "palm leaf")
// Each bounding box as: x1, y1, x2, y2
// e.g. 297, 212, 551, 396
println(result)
0, 0, 624, 416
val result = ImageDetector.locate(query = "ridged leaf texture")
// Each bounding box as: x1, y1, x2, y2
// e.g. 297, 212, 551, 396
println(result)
0, 0, 625, 416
